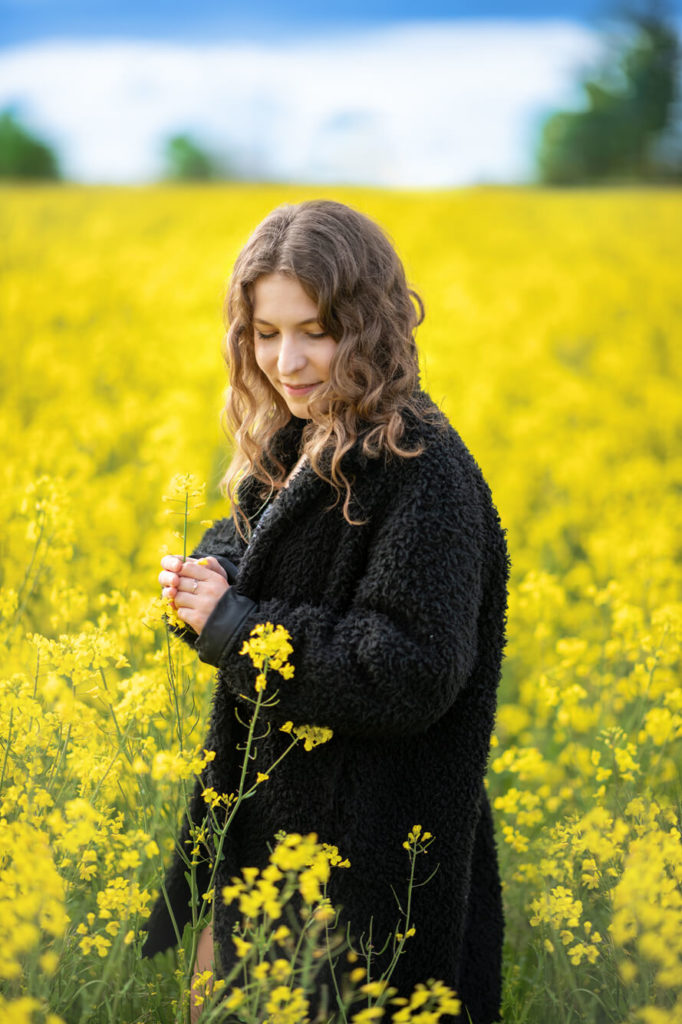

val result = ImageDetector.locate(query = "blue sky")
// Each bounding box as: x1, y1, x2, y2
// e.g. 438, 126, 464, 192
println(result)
3, 2, 679, 47
1, 2, 680, 185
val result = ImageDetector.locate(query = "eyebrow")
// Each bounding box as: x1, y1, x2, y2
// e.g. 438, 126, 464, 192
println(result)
253, 317, 322, 327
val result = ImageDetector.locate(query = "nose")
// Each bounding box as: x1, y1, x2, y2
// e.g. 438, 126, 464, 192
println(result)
277, 332, 306, 378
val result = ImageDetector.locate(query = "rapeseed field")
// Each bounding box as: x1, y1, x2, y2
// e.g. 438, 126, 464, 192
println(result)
1, 184, 681, 1023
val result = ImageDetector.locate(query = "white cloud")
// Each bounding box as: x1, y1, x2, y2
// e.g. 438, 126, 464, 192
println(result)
0, 20, 603, 185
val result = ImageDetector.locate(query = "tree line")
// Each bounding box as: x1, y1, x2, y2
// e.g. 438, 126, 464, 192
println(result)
0, 112, 230, 183
537, 7, 681, 184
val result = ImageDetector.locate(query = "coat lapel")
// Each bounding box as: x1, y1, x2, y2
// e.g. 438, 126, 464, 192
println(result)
235, 427, 328, 597
234, 410, 392, 597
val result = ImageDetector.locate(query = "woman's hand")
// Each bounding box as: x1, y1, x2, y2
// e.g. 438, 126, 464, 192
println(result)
159, 555, 229, 636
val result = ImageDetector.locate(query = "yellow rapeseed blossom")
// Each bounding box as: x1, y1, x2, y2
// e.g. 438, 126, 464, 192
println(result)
279, 722, 334, 750
0, 820, 67, 981
403, 824, 434, 852
0, 996, 64, 1024
150, 745, 216, 782
240, 623, 295, 689
223, 831, 349, 935
390, 978, 462, 1022
264, 984, 310, 1024
351, 1009, 385, 1023
162, 473, 206, 508
3, 185, 682, 1022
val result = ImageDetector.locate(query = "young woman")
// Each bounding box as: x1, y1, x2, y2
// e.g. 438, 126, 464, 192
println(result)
142, 200, 509, 1024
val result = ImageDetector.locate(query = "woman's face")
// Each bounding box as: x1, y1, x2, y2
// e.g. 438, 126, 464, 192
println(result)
252, 272, 337, 419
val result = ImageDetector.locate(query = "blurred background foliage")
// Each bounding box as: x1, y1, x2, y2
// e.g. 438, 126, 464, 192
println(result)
161, 133, 234, 183
0, 108, 61, 180
537, 8, 682, 183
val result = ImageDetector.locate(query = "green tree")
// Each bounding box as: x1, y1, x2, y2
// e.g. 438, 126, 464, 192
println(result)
537, 8, 681, 184
162, 133, 230, 181
0, 109, 60, 180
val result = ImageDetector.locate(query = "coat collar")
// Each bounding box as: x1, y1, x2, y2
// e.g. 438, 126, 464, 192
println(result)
235, 438, 328, 595
235, 416, 309, 525
236, 411, 380, 522
234, 393, 434, 594
234, 414, 371, 595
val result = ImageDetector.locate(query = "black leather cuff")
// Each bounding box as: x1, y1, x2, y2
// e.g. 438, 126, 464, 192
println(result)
195, 587, 257, 667
213, 556, 240, 585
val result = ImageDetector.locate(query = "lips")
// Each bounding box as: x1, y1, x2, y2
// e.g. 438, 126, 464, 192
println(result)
281, 382, 320, 394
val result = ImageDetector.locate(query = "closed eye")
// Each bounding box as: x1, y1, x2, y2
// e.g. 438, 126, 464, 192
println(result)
255, 328, 328, 340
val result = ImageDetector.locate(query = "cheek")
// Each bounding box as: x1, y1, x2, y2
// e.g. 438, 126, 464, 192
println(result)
254, 344, 272, 378
317, 341, 338, 378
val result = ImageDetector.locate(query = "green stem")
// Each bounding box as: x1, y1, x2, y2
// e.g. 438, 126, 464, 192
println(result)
184, 686, 266, 997
185, 863, 200, 1024
88, 716, 136, 806
26, 649, 40, 735
404, 843, 417, 935
248, 736, 299, 787
183, 490, 189, 562
374, 843, 417, 997
325, 918, 349, 1024
44, 722, 71, 797
0, 707, 13, 797
166, 623, 184, 751
12, 512, 46, 622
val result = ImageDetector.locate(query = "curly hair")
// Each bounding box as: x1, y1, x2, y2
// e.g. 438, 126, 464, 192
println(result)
221, 199, 430, 529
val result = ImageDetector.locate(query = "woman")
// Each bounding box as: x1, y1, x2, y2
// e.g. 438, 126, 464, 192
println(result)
142, 200, 509, 1024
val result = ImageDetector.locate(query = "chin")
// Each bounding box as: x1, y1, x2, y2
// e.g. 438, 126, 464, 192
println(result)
286, 403, 310, 418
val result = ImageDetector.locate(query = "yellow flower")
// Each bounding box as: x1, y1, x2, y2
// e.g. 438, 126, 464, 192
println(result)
39, 950, 59, 974
162, 474, 206, 507
6, 185, 682, 1024
351, 1009, 384, 1023
403, 824, 434, 851
232, 935, 253, 959
361, 980, 389, 998
264, 984, 309, 1023
291, 724, 334, 751
240, 623, 295, 691
224, 988, 245, 1011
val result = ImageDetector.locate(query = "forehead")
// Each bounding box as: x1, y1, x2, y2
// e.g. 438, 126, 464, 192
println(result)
252, 273, 319, 321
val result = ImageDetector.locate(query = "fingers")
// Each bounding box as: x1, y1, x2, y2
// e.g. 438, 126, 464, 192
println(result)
172, 570, 230, 638
160, 555, 184, 572
200, 556, 228, 581
159, 555, 230, 616
158, 556, 215, 590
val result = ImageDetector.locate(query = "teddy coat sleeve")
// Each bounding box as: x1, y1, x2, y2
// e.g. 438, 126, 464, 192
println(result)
196, 449, 489, 738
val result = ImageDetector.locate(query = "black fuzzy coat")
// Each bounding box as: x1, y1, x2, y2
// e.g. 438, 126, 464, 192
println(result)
142, 392, 509, 1024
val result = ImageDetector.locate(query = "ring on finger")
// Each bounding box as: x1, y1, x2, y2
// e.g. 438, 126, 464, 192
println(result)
192, 580, 198, 594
